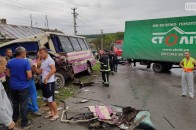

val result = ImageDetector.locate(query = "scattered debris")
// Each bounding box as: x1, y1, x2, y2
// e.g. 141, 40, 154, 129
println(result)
37, 96, 41, 99
163, 116, 175, 128
57, 107, 63, 111
72, 78, 95, 88
55, 91, 59, 94
72, 99, 90, 104
128, 115, 147, 130
80, 99, 89, 103
84, 89, 90, 92
73, 96, 102, 102
60, 105, 156, 130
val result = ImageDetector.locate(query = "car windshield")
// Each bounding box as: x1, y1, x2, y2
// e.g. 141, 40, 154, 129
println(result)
114, 44, 122, 49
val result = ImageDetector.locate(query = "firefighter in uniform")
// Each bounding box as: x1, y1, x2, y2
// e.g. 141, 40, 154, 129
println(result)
99, 50, 111, 87
109, 51, 115, 75
180, 51, 196, 99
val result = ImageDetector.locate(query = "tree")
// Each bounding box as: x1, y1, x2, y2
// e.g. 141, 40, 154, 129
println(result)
86, 32, 124, 50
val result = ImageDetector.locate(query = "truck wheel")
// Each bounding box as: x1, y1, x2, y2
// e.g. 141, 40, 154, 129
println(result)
163, 64, 173, 72
55, 72, 65, 89
86, 63, 92, 75
153, 63, 164, 73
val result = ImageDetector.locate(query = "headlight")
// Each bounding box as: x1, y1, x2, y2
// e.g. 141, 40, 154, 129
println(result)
117, 56, 122, 60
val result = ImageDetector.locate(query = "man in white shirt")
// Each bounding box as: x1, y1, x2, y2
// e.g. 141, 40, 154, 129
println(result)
33, 47, 59, 121
0, 56, 15, 130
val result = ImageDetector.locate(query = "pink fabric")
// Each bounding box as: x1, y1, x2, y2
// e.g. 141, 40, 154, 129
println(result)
106, 106, 113, 114
95, 106, 106, 119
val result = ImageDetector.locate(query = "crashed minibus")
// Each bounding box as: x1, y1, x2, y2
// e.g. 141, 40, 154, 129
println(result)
0, 32, 96, 88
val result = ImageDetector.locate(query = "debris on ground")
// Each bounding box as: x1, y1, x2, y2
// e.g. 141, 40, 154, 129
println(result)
73, 96, 102, 102
55, 90, 60, 94
72, 78, 95, 88
60, 105, 156, 130
84, 89, 90, 92
163, 116, 175, 128
72, 99, 90, 104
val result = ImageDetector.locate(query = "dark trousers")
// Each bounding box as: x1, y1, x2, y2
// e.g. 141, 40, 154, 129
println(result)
5, 76, 11, 99
11, 88, 29, 126
110, 61, 114, 72
102, 71, 109, 83
0, 124, 8, 130
114, 63, 118, 72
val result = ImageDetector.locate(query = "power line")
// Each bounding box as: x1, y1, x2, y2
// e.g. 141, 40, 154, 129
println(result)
30, 14, 32, 27
101, 30, 104, 50
5, 0, 71, 13
78, 17, 124, 28
0, 1, 71, 18
45, 15, 49, 29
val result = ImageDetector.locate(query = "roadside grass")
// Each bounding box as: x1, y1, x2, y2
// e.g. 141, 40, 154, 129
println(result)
16, 61, 100, 126
16, 61, 100, 127
79, 61, 100, 82
92, 61, 100, 72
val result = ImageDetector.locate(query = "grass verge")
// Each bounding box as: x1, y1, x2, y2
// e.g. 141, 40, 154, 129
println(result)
17, 61, 101, 126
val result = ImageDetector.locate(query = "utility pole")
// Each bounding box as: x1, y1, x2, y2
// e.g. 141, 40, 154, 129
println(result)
45, 15, 49, 29
30, 14, 32, 27
35, 21, 38, 27
71, 8, 79, 35
101, 30, 104, 50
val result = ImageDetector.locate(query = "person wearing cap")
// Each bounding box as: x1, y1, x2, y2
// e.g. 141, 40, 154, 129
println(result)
180, 51, 196, 99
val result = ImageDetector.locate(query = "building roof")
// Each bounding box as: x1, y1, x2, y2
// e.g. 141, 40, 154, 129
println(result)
0, 24, 63, 40
0, 24, 44, 40
0, 32, 85, 48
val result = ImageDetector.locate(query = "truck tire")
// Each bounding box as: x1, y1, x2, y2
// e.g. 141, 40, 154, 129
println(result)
55, 72, 65, 89
163, 64, 173, 72
153, 63, 164, 73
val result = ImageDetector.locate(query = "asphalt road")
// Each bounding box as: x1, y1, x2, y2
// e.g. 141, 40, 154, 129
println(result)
29, 64, 196, 130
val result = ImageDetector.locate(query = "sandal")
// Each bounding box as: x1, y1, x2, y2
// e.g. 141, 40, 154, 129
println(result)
50, 115, 59, 121
44, 114, 53, 119
44, 107, 50, 111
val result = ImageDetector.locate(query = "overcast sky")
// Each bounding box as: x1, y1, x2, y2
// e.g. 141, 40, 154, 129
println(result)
0, 0, 195, 35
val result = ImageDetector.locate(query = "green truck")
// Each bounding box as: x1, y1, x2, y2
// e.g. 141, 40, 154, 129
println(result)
122, 15, 196, 72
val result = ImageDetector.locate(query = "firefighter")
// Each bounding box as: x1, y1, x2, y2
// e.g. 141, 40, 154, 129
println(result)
113, 53, 118, 72
109, 51, 115, 75
99, 50, 111, 87
180, 51, 196, 99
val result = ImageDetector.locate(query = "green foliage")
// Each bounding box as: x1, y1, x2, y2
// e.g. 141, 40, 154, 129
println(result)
84, 32, 124, 50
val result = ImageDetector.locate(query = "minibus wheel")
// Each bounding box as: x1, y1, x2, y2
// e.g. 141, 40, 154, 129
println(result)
55, 72, 65, 89
86, 63, 92, 75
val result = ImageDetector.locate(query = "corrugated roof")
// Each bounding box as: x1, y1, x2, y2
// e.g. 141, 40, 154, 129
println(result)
0, 24, 44, 40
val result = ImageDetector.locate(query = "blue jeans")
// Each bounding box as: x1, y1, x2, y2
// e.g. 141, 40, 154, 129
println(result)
28, 79, 39, 112
11, 88, 29, 126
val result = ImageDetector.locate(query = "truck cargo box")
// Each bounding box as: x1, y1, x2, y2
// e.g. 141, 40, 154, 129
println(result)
123, 15, 196, 63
